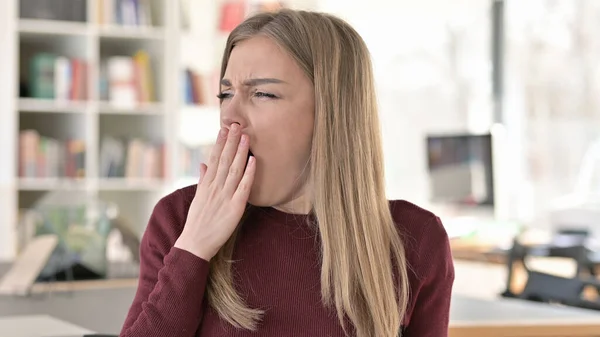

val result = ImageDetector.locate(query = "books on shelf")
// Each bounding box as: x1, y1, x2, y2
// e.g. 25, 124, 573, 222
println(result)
219, 1, 246, 33
98, 0, 154, 26
19, 0, 87, 22
101, 50, 155, 108
179, 144, 213, 178
182, 68, 207, 106
19, 130, 85, 179
217, 0, 287, 33
26, 53, 87, 101
100, 136, 165, 179
183, 70, 221, 107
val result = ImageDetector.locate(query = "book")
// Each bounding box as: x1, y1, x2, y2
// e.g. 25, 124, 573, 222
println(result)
179, 144, 213, 178
28, 53, 87, 100
105, 51, 155, 108
133, 50, 155, 103
19, 130, 86, 179
29, 53, 57, 99
99, 136, 164, 179
99, 0, 153, 26
219, 1, 246, 33
107, 56, 136, 108
182, 68, 207, 106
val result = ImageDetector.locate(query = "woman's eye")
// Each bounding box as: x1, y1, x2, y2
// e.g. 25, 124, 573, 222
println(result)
254, 92, 277, 99
217, 92, 232, 100
217, 91, 277, 101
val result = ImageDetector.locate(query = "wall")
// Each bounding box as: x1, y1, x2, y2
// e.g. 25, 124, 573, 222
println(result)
504, 0, 600, 226
319, 0, 494, 206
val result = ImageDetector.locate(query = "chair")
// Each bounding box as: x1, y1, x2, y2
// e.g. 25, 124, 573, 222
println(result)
501, 230, 600, 310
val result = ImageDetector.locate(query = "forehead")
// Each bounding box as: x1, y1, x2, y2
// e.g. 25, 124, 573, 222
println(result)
224, 36, 298, 80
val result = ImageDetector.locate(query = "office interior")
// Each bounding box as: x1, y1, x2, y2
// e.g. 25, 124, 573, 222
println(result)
1, 0, 600, 336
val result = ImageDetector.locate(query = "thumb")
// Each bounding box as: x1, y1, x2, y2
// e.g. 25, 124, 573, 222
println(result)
198, 163, 208, 184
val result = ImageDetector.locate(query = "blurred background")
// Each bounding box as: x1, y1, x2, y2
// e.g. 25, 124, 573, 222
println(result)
1, 0, 600, 336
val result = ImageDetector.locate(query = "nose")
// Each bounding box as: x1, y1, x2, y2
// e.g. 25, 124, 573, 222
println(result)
220, 97, 247, 130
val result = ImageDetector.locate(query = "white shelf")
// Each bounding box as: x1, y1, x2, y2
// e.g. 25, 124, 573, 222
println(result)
98, 101, 164, 115
19, 99, 165, 115
175, 176, 198, 189
18, 178, 87, 191
98, 178, 168, 191
1, 0, 222, 260
18, 98, 89, 114
18, 19, 90, 36
98, 25, 165, 40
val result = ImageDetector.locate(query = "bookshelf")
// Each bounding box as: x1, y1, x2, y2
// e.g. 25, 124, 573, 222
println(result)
18, 19, 92, 36
0, 0, 319, 261
0, 0, 182, 261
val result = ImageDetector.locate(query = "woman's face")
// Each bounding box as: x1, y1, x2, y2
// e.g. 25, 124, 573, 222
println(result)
220, 36, 315, 210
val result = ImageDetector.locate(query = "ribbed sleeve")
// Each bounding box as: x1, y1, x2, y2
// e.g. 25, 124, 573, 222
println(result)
119, 189, 210, 337
401, 215, 455, 337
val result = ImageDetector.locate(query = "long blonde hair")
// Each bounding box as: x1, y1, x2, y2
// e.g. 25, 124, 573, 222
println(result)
208, 9, 410, 337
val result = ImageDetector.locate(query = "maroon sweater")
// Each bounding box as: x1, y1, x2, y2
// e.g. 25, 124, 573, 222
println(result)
120, 185, 454, 337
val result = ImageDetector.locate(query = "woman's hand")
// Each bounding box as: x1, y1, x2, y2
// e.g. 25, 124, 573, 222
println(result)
174, 123, 255, 260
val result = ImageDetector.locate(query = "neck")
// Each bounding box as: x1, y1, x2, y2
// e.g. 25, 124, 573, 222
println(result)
273, 183, 311, 214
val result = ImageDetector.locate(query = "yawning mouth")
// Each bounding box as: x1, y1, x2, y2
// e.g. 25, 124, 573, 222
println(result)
247, 149, 254, 166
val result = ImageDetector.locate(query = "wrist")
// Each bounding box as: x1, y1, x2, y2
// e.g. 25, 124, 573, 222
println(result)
174, 234, 214, 261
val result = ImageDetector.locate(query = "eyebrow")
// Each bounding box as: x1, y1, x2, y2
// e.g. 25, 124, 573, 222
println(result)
220, 78, 286, 87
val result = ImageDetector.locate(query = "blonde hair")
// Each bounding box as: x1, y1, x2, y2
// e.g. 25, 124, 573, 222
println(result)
208, 9, 410, 337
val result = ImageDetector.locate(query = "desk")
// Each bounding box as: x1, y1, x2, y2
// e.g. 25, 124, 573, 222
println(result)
451, 238, 600, 301
0, 314, 94, 337
1, 281, 600, 336
450, 295, 600, 337
450, 238, 508, 264
0, 287, 136, 334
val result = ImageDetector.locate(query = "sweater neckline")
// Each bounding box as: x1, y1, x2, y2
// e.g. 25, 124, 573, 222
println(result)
252, 205, 315, 227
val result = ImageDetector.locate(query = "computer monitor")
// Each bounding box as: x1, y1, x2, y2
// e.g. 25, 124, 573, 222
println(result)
426, 132, 495, 207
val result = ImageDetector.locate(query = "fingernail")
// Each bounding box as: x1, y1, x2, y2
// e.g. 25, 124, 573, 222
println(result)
231, 123, 239, 133
219, 128, 227, 138
240, 134, 248, 145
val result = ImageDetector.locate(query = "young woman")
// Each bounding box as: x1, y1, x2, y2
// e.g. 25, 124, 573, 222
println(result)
120, 9, 454, 337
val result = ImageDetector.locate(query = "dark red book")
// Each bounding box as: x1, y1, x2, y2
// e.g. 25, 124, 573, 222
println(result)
219, 1, 246, 33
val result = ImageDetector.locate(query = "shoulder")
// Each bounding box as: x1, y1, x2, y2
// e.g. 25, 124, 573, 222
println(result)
389, 200, 455, 328
387, 200, 453, 280
388, 199, 445, 244
153, 184, 196, 218
142, 184, 197, 249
